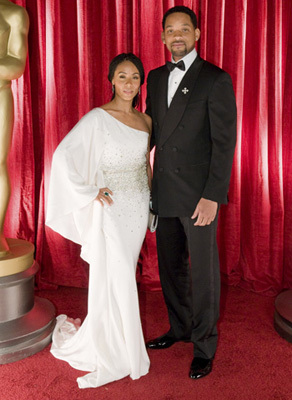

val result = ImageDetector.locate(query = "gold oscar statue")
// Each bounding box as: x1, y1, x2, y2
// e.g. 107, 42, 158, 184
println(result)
0, 0, 29, 257
0, 2, 56, 364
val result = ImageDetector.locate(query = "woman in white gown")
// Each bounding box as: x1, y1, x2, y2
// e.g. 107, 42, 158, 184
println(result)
46, 53, 152, 389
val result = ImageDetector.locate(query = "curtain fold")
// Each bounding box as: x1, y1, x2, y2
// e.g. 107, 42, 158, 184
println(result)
4, 0, 292, 295
283, 0, 292, 288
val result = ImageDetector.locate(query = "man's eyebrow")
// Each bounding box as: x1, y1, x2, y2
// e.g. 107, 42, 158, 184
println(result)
165, 23, 191, 28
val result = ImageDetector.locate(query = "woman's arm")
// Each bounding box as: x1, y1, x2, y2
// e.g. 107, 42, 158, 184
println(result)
142, 113, 152, 190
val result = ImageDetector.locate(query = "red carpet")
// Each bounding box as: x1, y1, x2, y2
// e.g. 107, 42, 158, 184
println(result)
0, 284, 291, 400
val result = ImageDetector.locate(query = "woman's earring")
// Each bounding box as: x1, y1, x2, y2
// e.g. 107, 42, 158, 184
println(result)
112, 85, 115, 94
138, 87, 141, 95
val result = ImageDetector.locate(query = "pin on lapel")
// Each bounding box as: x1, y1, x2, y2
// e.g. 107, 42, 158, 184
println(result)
182, 87, 189, 95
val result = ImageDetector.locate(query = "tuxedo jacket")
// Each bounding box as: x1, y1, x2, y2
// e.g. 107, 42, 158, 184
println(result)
146, 56, 237, 217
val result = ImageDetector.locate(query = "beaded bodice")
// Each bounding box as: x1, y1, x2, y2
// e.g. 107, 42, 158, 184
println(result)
99, 111, 149, 195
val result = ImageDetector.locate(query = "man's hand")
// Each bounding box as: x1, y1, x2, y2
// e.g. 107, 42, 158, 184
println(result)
191, 198, 218, 226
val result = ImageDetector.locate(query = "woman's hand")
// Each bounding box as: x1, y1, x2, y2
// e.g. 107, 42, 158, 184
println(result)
96, 187, 113, 206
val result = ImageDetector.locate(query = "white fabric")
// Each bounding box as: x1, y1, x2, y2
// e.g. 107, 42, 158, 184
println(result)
168, 48, 198, 106
46, 108, 150, 388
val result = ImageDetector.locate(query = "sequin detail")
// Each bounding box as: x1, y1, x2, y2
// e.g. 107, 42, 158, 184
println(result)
103, 165, 148, 194
100, 119, 149, 196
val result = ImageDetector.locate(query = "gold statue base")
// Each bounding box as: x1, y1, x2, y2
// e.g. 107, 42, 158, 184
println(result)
0, 238, 34, 277
0, 238, 56, 364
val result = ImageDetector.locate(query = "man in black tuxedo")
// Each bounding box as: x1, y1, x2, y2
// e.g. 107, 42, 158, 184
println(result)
145, 6, 237, 379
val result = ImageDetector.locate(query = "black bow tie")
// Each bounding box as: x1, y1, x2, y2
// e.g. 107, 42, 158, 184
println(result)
166, 60, 186, 72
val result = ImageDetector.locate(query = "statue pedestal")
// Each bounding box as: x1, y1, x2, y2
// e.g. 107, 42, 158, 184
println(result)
274, 290, 292, 343
0, 238, 56, 364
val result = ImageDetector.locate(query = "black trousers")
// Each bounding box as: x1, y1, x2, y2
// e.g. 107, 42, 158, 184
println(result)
156, 214, 220, 359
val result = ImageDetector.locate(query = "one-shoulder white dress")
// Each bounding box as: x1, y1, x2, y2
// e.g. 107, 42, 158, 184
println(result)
46, 108, 150, 388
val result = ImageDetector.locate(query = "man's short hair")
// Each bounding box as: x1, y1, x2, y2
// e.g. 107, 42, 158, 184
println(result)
162, 6, 198, 30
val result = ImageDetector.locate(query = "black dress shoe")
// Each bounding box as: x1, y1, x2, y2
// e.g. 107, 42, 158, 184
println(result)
146, 334, 177, 349
189, 357, 213, 379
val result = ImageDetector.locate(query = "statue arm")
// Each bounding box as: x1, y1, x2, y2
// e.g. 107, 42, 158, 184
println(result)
0, 6, 29, 80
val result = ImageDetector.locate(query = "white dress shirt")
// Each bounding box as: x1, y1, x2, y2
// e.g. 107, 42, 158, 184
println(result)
167, 48, 198, 107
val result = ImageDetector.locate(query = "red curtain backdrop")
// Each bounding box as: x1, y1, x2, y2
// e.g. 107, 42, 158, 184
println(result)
4, 0, 292, 296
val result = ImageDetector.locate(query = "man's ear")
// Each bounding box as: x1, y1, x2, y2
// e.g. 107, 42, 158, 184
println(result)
195, 28, 201, 41
161, 31, 165, 44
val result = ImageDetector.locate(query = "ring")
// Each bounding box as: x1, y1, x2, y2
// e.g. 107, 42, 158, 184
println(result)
104, 192, 109, 196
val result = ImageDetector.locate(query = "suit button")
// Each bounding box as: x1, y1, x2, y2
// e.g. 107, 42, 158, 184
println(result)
178, 125, 184, 130
172, 147, 178, 152
159, 167, 164, 172
159, 147, 164, 151
174, 168, 180, 173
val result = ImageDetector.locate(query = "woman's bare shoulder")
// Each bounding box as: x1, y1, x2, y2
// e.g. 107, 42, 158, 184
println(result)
137, 111, 152, 133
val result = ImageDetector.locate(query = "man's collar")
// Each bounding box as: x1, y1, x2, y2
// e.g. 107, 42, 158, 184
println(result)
171, 48, 197, 72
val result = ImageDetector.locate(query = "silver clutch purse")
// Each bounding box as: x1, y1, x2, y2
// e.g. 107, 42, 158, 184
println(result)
148, 210, 158, 232
148, 200, 158, 233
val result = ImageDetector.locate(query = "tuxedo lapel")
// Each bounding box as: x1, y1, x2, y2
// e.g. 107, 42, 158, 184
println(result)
158, 57, 204, 148
156, 67, 169, 128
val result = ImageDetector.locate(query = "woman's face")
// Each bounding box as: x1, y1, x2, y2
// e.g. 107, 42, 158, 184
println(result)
111, 61, 141, 102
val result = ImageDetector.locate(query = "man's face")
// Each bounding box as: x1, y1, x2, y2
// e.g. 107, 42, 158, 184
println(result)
162, 12, 200, 61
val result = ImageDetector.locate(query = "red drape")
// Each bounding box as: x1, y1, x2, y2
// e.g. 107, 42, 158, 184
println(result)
4, 0, 292, 295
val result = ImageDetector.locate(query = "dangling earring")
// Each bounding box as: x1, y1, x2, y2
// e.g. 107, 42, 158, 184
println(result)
138, 87, 141, 95
112, 85, 115, 94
